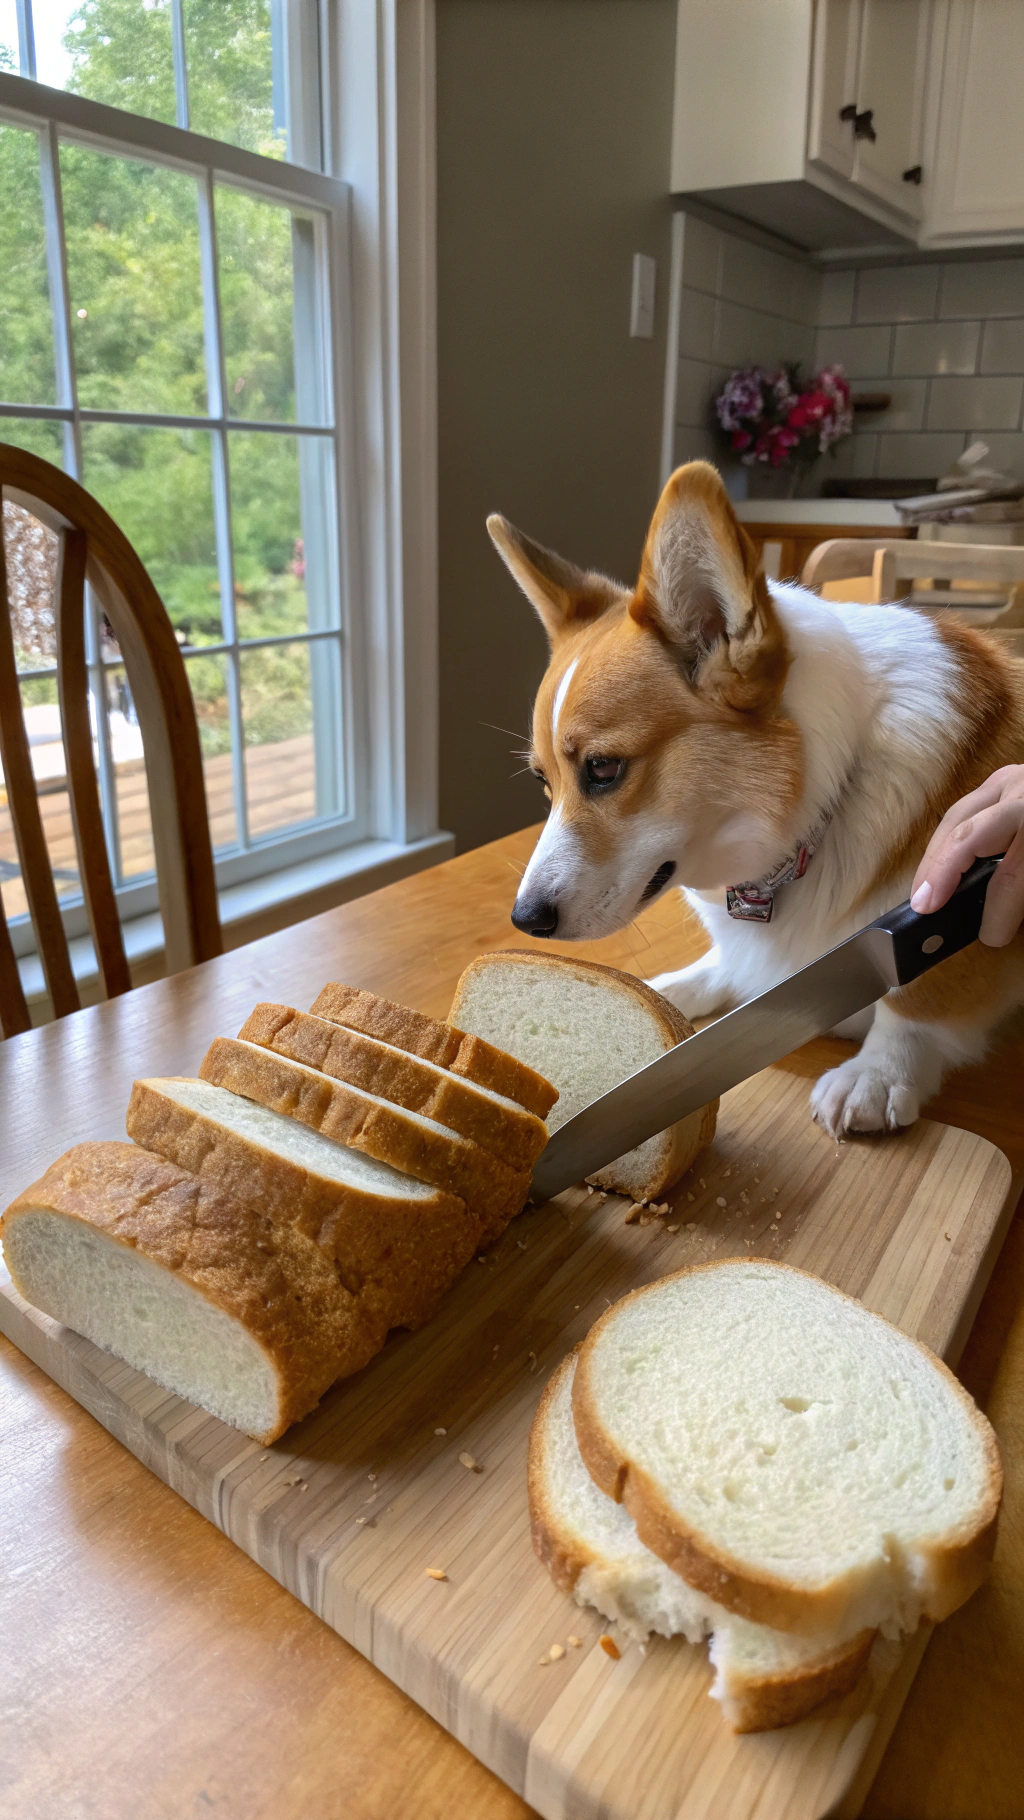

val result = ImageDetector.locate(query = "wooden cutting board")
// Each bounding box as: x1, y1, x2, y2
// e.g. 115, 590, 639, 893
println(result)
0, 1065, 1014, 1820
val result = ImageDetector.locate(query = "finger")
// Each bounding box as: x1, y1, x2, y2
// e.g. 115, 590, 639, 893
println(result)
980, 823, 1024, 946
911, 779, 1006, 899
911, 801, 1024, 913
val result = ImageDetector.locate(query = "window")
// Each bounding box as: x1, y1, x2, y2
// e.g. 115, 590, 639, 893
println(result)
0, 1, 368, 951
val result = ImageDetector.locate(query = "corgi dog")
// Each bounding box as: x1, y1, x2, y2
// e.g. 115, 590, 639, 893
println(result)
487, 461, 1024, 1137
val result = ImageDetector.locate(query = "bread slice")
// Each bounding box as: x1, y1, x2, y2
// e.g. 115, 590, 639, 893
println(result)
0, 1143, 383, 1443
126, 1078, 481, 1331
198, 1036, 529, 1238
529, 1352, 874, 1731
310, 982, 557, 1120
573, 1260, 1002, 1641
239, 1003, 547, 1172
448, 951, 717, 1200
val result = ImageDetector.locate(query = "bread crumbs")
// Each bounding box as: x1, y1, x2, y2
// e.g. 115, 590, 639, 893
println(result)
600, 1635, 621, 1660
425, 1567, 447, 1581
459, 1451, 483, 1473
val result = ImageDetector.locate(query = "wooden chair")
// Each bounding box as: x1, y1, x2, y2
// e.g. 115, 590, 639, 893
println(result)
801, 536, 1024, 628
0, 442, 222, 1038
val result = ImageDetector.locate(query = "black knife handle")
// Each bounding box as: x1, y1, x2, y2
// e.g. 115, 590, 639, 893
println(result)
870, 856, 1003, 986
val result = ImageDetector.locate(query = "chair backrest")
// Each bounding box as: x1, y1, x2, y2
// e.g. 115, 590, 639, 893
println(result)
0, 443, 222, 1038
800, 535, 1024, 627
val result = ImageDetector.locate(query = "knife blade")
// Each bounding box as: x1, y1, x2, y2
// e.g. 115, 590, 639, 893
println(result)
529, 856, 1002, 1202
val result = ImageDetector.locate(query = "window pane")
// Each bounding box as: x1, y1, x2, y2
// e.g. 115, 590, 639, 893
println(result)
103, 663, 153, 881
185, 651, 238, 852
4, 501, 58, 673
80, 424, 222, 643
0, 125, 57, 406
240, 640, 317, 837
61, 144, 207, 418
229, 431, 315, 639
37, 0, 177, 126
0, 418, 65, 465
0, 680, 81, 928
0, 2, 19, 72
185, 0, 285, 158
217, 187, 303, 423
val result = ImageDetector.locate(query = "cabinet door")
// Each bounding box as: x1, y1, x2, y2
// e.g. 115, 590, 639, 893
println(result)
925, 0, 1024, 242
852, 0, 931, 218
807, 0, 862, 181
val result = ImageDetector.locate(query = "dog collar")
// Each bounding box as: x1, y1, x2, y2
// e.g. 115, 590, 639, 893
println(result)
726, 808, 833, 924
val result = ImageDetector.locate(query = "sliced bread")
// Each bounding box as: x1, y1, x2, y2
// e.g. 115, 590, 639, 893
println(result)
198, 1036, 530, 1237
0, 1142, 382, 1443
310, 982, 558, 1120
529, 1352, 874, 1731
448, 951, 718, 1200
573, 1260, 1002, 1640
126, 1077, 481, 1331
239, 1003, 548, 1172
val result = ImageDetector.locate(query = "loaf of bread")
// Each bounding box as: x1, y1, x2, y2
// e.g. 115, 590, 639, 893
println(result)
238, 1003, 548, 1171
529, 1351, 874, 1731
198, 1036, 531, 1237
449, 951, 717, 1200
0, 1143, 383, 1444
310, 981, 558, 1119
572, 1260, 1001, 1641
125, 1076, 482, 1330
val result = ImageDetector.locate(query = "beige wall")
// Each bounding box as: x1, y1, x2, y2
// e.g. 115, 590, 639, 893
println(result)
436, 0, 677, 854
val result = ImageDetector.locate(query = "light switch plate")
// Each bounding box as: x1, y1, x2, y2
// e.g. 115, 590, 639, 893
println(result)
630, 253, 656, 339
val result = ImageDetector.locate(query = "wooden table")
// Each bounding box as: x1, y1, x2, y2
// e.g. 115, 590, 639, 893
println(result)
3, 825, 1023, 1820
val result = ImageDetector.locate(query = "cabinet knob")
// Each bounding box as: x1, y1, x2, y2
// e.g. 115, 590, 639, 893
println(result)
902, 164, 923, 184
839, 103, 858, 123
853, 108, 877, 142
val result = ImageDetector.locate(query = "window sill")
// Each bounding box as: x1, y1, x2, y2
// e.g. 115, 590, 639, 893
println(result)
17, 830, 456, 1017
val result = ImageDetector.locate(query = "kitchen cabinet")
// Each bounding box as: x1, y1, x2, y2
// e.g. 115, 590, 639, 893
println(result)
671, 0, 1024, 255
922, 0, 1024, 245
671, 0, 929, 254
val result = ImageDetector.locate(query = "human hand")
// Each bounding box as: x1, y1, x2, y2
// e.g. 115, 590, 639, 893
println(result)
910, 764, 1024, 946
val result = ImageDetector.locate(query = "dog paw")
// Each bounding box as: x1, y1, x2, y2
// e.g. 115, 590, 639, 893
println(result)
810, 1059, 920, 1138
647, 968, 729, 1021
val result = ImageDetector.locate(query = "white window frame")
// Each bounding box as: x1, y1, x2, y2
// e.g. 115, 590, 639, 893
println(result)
0, 0, 444, 964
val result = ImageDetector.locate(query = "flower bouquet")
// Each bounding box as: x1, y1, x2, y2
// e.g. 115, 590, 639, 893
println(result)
714, 363, 852, 488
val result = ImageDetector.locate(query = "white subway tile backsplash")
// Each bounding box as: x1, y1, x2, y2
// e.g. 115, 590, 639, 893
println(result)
715, 299, 814, 370
680, 216, 723, 296
957, 432, 1024, 478
676, 357, 716, 428
980, 319, 1024, 375
891, 320, 980, 377
673, 424, 715, 467
855, 264, 940, 324
815, 323, 893, 379
821, 432, 879, 480
677, 286, 717, 362
851, 379, 926, 432
927, 376, 1023, 432
874, 432, 966, 480
939, 260, 1024, 320
819, 269, 856, 328
719, 236, 821, 325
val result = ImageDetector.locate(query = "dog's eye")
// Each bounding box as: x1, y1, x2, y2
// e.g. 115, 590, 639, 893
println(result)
530, 766, 552, 801
583, 755, 625, 792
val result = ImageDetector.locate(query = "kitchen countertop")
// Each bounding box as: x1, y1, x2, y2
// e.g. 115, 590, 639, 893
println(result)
734, 498, 905, 526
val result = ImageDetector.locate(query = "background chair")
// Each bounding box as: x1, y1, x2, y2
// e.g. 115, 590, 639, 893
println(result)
0, 443, 222, 1039
800, 537, 1024, 662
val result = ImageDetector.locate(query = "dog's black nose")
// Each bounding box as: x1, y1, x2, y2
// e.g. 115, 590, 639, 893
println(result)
511, 897, 559, 937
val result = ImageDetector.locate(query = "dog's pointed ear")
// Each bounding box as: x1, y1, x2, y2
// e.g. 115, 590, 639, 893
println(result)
631, 462, 789, 711
487, 514, 622, 647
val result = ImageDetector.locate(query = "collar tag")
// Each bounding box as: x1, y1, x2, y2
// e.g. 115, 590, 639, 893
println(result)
726, 813, 830, 924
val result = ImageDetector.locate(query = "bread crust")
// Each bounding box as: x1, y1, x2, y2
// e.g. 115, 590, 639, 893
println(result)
572, 1259, 1002, 1638
310, 983, 558, 1119
528, 1351, 876, 1733
125, 1080, 483, 1332
0, 1142, 384, 1443
199, 1037, 529, 1238
238, 1004, 548, 1171
449, 951, 719, 1198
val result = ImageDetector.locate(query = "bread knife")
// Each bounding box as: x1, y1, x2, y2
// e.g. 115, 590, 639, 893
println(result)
529, 856, 1003, 1202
